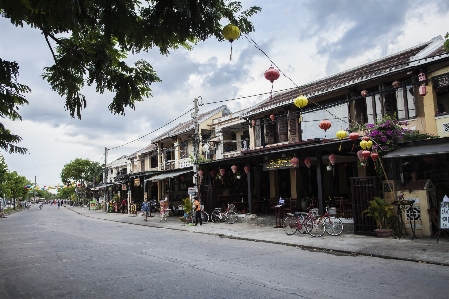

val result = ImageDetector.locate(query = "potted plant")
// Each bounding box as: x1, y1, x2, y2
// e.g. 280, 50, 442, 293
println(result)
179, 197, 193, 223
362, 197, 394, 237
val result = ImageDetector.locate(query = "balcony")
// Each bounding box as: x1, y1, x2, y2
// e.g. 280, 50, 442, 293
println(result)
179, 158, 193, 169
159, 160, 175, 171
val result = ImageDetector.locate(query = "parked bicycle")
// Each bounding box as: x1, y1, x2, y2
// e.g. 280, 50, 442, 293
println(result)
200, 206, 209, 223
210, 204, 237, 224
283, 205, 343, 237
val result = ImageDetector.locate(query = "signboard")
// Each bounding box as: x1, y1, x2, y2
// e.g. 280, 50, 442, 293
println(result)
263, 157, 294, 171
440, 202, 449, 229
188, 187, 197, 195
89, 200, 97, 210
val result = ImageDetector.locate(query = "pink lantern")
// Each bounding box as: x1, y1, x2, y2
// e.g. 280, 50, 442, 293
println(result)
361, 90, 368, 97
328, 154, 337, 166
219, 168, 226, 176
348, 132, 359, 141
357, 150, 365, 161
231, 165, 238, 173
264, 66, 280, 100
251, 120, 256, 127
270, 114, 276, 121
392, 80, 401, 89
370, 152, 379, 161
244, 165, 250, 174
197, 170, 204, 178
362, 150, 371, 160
319, 119, 332, 132
290, 157, 299, 168
304, 158, 311, 169
419, 85, 426, 96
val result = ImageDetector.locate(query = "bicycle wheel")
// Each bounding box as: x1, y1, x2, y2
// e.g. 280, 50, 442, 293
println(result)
324, 216, 343, 236
283, 216, 298, 235
305, 217, 325, 237
210, 210, 220, 223
201, 211, 209, 223
226, 211, 238, 224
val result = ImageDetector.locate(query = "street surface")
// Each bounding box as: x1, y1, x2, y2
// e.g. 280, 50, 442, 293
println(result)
1, 206, 447, 299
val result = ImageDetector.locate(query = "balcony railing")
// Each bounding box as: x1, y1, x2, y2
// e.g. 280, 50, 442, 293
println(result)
179, 158, 193, 168
159, 160, 175, 171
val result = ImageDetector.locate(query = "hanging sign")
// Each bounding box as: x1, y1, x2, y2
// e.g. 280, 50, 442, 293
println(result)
134, 178, 140, 186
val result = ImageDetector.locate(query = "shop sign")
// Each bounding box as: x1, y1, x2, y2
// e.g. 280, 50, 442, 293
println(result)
134, 178, 140, 186
263, 157, 294, 171
188, 187, 198, 195
440, 201, 449, 229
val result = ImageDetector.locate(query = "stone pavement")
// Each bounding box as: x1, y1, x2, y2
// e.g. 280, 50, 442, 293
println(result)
66, 206, 449, 266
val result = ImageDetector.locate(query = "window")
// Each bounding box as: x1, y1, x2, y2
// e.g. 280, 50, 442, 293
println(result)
180, 141, 188, 159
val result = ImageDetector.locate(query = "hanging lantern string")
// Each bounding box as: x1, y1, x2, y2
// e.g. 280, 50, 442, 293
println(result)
244, 34, 352, 127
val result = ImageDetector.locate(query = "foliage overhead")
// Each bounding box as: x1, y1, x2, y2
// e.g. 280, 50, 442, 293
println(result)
1, 0, 261, 119
0, 59, 30, 154
3, 170, 30, 201
445, 32, 449, 52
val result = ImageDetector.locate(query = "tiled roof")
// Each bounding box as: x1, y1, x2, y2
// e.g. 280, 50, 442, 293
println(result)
151, 105, 231, 143
243, 36, 449, 118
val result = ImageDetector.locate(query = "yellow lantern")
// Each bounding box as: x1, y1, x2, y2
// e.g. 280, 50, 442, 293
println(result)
222, 24, 240, 61
366, 140, 373, 149
293, 95, 308, 108
360, 140, 368, 149
336, 129, 348, 151
293, 95, 308, 123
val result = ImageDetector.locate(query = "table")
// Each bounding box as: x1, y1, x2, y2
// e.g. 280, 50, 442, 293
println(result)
393, 200, 417, 240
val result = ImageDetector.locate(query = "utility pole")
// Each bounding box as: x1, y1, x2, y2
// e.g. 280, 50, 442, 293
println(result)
104, 147, 108, 212
34, 176, 36, 203
191, 97, 200, 224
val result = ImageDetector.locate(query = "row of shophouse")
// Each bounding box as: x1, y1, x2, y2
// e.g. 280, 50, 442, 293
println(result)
101, 36, 449, 236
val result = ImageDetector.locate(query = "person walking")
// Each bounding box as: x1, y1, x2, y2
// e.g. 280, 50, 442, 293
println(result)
57, 200, 60, 209
121, 198, 127, 214
142, 198, 149, 221
193, 197, 202, 226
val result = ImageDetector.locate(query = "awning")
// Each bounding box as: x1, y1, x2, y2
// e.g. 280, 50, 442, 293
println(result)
383, 142, 449, 158
150, 169, 192, 181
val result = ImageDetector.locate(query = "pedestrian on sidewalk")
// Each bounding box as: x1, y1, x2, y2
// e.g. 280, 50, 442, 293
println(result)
121, 198, 127, 214
194, 196, 202, 226
142, 198, 149, 221
58, 200, 60, 209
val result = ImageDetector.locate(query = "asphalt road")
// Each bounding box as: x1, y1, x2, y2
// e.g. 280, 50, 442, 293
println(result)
1, 206, 447, 299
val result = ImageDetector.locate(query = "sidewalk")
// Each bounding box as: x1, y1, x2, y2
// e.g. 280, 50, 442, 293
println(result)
66, 206, 449, 266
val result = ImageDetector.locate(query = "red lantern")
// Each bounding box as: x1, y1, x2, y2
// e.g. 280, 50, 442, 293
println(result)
291, 157, 299, 168
244, 165, 250, 174
264, 66, 280, 83
270, 114, 276, 121
392, 80, 401, 89
362, 136, 370, 141
419, 85, 426, 96
362, 150, 371, 159
219, 168, 225, 176
304, 158, 311, 169
231, 165, 238, 173
361, 90, 368, 97
198, 170, 204, 177
370, 152, 379, 161
328, 154, 337, 165
180, 175, 185, 182
264, 66, 280, 100
349, 132, 359, 151
319, 119, 332, 132
251, 120, 256, 127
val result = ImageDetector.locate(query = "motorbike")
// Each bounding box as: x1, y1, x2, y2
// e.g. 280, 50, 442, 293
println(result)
39, 203, 43, 209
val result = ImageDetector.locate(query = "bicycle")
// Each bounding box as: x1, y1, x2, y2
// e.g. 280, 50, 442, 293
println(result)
210, 204, 237, 224
200, 207, 209, 223
283, 205, 319, 236
291, 206, 343, 237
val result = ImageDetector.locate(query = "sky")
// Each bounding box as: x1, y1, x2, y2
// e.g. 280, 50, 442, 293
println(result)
1, 0, 449, 188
